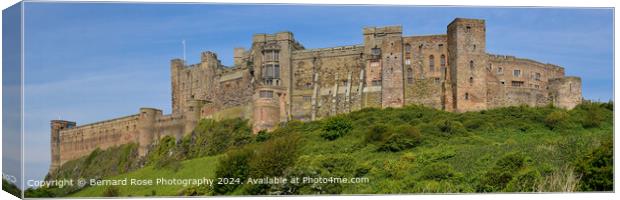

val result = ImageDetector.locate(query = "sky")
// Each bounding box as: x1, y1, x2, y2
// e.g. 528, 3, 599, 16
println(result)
20, 2, 613, 186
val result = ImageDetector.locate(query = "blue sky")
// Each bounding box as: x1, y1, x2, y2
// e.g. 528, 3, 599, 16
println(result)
21, 2, 613, 185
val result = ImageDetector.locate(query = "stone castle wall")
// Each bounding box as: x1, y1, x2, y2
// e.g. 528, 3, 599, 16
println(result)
50, 18, 583, 174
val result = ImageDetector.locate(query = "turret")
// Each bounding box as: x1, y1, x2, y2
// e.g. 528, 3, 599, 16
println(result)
49, 120, 76, 174
183, 99, 205, 138
363, 25, 405, 108
548, 76, 582, 109
170, 58, 184, 115
234, 47, 245, 66
138, 108, 161, 157
447, 18, 488, 112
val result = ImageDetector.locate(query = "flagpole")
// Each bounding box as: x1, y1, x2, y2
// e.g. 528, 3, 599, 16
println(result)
182, 39, 186, 64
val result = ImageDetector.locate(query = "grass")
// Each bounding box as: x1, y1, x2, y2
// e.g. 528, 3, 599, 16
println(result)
40, 102, 613, 196
69, 156, 219, 197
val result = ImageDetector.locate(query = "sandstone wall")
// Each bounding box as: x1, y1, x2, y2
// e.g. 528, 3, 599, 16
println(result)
402, 35, 448, 109
57, 114, 140, 165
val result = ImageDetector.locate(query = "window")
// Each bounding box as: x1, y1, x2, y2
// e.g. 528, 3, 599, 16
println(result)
440, 55, 446, 68
535, 85, 540, 89
407, 68, 413, 84
264, 50, 279, 61
405, 58, 411, 65
371, 47, 381, 56
370, 61, 380, 67
497, 67, 503, 74
513, 69, 521, 77
465, 92, 469, 100
469, 60, 474, 72
429, 55, 435, 71
438, 44, 444, 49
262, 64, 280, 79
434, 77, 441, 84
535, 72, 541, 81
469, 77, 473, 85
305, 82, 312, 88
511, 81, 524, 87
259, 90, 274, 98
466, 26, 471, 32
372, 80, 382, 86
404, 44, 411, 53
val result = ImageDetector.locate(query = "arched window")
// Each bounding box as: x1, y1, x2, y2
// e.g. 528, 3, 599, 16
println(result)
469, 60, 474, 72
407, 68, 413, 84
440, 54, 446, 67
465, 92, 469, 100
429, 55, 435, 71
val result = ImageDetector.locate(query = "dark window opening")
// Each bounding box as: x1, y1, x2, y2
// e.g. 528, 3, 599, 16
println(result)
429, 55, 435, 71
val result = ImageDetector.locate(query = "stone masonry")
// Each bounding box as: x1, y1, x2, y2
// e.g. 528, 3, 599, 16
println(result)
49, 18, 582, 174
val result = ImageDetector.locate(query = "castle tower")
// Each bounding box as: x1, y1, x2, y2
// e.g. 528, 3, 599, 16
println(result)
447, 18, 488, 112
548, 76, 582, 109
138, 108, 161, 157
233, 47, 246, 66
49, 120, 75, 174
183, 99, 205, 138
250, 31, 304, 128
170, 59, 184, 115
252, 85, 286, 133
363, 26, 405, 108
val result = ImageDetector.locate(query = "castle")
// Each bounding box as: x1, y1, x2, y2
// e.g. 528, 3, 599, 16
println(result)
49, 18, 582, 173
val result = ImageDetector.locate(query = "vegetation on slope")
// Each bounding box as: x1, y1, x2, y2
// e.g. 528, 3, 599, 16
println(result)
30, 102, 614, 197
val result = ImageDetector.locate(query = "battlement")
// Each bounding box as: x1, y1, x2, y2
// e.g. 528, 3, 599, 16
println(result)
363, 25, 402, 36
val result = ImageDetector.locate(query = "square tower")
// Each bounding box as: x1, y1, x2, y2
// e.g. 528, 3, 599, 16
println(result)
447, 18, 488, 112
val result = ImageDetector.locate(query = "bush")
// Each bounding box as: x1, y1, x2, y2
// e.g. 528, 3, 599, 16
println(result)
575, 139, 613, 191
575, 103, 606, 128
320, 116, 353, 140
364, 124, 390, 143
419, 162, 457, 181
505, 169, 541, 192
103, 186, 120, 197
434, 119, 467, 136
213, 148, 254, 195
378, 125, 423, 152
255, 130, 271, 142
544, 110, 573, 130
478, 152, 528, 192
189, 118, 252, 158
250, 134, 301, 178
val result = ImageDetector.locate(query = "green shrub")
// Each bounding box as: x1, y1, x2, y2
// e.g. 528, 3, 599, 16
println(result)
505, 169, 541, 192
250, 134, 301, 178
575, 139, 613, 191
102, 186, 120, 197
575, 103, 606, 128
213, 148, 254, 195
189, 118, 252, 158
320, 116, 353, 140
378, 125, 423, 152
179, 184, 212, 196
148, 136, 178, 166
255, 130, 271, 142
544, 110, 573, 130
478, 152, 528, 192
364, 124, 390, 143
419, 162, 457, 181
434, 119, 467, 136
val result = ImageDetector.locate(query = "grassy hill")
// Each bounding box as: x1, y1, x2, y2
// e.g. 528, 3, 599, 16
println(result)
29, 102, 613, 197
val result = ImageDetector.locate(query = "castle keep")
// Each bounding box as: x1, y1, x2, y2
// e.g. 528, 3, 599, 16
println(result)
49, 18, 582, 173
